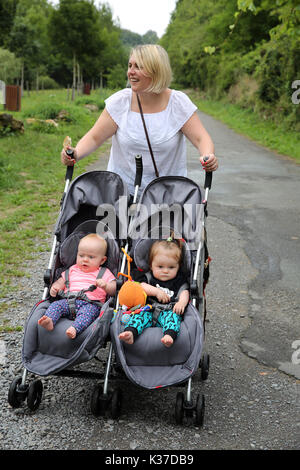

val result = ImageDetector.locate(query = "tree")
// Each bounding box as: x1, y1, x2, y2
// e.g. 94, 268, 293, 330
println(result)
49, 0, 107, 98
8, 0, 53, 91
0, 0, 18, 48
0, 48, 21, 83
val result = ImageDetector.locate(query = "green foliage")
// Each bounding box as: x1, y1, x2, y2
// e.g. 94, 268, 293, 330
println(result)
0, 0, 18, 48
2, 0, 128, 89
23, 101, 91, 125
161, 0, 299, 130
0, 48, 21, 83
106, 64, 127, 90
121, 29, 159, 50
74, 95, 106, 110
39, 76, 60, 90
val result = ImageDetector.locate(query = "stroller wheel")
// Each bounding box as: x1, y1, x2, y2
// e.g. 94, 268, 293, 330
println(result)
110, 388, 122, 419
200, 353, 210, 380
8, 376, 26, 408
27, 379, 43, 411
90, 384, 103, 416
175, 392, 184, 424
195, 393, 205, 426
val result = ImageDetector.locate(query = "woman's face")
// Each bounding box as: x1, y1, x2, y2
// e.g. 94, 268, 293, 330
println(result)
127, 55, 152, 93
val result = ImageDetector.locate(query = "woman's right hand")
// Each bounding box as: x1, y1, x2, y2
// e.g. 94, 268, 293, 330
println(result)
61, 147, 77, 166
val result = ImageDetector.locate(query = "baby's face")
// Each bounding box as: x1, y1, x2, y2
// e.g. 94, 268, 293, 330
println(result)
151, 251, 179, 282
76, 239, 106, 273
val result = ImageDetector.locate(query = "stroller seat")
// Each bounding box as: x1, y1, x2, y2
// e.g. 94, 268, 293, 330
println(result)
117, 305, 199, 367
22, 220, 120, 376
110, 231, 204, 389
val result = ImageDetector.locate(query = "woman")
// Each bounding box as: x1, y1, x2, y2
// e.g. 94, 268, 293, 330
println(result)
61, 44, 218, 195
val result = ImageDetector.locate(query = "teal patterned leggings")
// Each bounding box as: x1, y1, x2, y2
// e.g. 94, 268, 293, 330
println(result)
124, 309, 182, 340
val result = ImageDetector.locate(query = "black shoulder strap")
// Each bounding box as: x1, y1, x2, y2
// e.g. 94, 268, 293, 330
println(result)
136, 93, 159, 178
97, 266, 107, 279
64, 268, 70, 288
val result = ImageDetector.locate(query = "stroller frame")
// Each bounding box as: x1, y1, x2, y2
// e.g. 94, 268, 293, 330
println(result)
8, 163, 131, 412
8, 156, 212, 426
91, 170, 213, 425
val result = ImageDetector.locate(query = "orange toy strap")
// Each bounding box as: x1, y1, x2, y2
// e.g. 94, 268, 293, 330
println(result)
117, 248, 133, 281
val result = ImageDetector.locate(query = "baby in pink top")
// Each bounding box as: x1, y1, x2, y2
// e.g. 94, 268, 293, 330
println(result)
38, 234, 116, 339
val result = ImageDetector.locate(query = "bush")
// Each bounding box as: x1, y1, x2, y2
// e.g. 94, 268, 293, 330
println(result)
75, 95, 105, 110
22, 102, 91, 124
39, 76, 60, 90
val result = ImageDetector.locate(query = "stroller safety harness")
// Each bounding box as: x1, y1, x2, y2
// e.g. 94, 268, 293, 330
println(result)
142, 270, 189, 327
58, 266, 108, 315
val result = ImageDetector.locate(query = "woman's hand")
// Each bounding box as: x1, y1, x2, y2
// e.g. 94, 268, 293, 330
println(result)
200, 154, 218, 172
61, 147, 77, 166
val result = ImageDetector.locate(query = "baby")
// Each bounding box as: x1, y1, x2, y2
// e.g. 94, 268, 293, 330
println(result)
119, 237, 189, 347
38, 234, 116, 339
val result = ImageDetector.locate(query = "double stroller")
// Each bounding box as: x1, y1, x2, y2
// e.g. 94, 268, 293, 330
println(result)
8, 157, 212, 426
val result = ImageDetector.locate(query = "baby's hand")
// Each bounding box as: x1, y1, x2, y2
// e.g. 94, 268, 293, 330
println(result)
50, 285, 59, 297
96, 279, 107, 290
173, 301, 185, 315
156, 289, 170, 303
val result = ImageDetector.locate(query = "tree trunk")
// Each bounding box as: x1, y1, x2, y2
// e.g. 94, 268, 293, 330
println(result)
72, 52, 76, 101
21, 61, 24, 97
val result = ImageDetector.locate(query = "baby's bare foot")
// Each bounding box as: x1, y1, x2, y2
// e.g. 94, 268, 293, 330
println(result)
161, 334, 174, 347
119, 331, 134, 344
66, 326, 77, 339
38, 315, 54, 331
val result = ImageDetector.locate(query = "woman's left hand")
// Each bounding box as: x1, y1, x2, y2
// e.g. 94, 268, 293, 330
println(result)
200, 154, 218, 172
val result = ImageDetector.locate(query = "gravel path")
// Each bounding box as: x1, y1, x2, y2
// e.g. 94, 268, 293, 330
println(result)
0, 217, 298, 451
1, 110, 299, 452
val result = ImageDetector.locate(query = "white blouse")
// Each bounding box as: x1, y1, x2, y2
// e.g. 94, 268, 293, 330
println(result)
105, 88, 197, 195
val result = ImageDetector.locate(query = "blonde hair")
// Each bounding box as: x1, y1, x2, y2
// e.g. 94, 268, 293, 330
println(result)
130, 44, 172, 94
149, 238, 183, 266
79, 233, 107, 254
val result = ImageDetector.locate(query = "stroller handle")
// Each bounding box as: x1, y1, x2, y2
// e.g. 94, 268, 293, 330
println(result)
204, 171, 212, 190
65, 148, 75, 182
134, 155, 143, 188
65, 165, 74, 181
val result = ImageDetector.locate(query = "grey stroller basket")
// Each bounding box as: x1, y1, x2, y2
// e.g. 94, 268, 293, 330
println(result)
92, 173, 212, 426
8, 168, 129, 412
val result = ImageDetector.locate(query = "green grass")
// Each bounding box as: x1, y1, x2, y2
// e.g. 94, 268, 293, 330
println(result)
0, 88, 113, 310
188, 91, 300, 162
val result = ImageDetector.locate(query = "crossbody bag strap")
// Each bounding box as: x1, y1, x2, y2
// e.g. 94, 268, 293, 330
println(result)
136, 93, 159, 178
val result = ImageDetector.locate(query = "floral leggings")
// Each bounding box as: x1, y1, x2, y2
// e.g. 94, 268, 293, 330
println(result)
124, 309, 182, 341
45, 299, 100, 334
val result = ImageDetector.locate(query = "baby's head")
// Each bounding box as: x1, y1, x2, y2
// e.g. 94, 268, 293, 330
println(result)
149, 237, 183, 282
76, 234, 107, 272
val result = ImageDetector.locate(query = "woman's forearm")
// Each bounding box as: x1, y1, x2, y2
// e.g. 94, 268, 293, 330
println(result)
75, 108, 117, 161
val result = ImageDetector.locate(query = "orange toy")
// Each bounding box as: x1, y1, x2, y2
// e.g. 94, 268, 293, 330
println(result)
118, 280, 147, 310
117, 248, 147, 310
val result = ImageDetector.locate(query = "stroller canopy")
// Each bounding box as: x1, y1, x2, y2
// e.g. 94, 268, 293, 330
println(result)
56, 171, 129, 242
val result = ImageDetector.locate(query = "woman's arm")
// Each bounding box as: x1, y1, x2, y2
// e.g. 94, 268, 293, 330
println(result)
61, 109, 118, 165
181, 112, 218, 172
